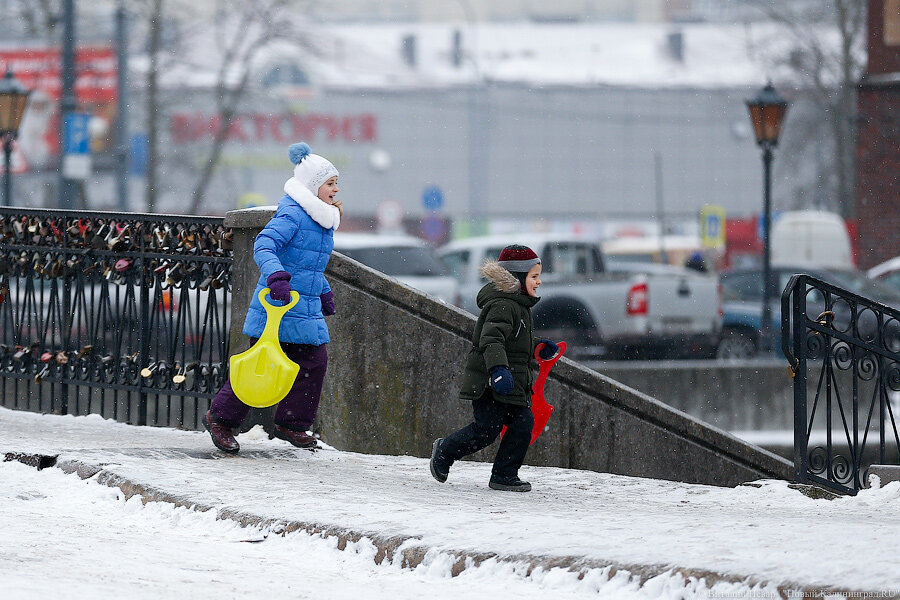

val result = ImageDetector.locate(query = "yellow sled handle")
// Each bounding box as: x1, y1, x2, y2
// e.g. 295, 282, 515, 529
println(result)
258, 287, 300, 341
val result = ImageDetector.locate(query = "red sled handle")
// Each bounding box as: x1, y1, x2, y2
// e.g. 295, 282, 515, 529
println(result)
534, 341, 566, 387
501, 341, 566, 446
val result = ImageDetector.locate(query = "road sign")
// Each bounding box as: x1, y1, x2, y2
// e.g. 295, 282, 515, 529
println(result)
64, 113, 91, 154
420, 214, 447, 243
376, 199, 404, 230
700, 205, 726, 248
756, 210, 781, 242
422, 185, 444, 212
62, 112, 92, 180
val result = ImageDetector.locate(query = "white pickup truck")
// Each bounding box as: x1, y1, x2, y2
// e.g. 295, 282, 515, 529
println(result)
437, 234, 722, 359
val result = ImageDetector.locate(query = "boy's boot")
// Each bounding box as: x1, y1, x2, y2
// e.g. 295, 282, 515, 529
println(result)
488, 475, 531, 492
430, 438, 451, 483
272, 424, 318, 449
202, 410, 239, 454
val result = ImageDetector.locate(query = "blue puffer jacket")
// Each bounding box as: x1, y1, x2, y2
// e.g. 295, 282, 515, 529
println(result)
242, 194, 335, 345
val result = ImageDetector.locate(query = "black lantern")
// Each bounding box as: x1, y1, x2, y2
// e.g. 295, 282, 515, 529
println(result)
0, 69, 32, 205
746, 82, 788, 148
746, 82, 788, 354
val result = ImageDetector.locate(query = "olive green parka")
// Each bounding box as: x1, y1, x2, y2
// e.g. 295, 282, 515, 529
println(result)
458, 260, 540, 406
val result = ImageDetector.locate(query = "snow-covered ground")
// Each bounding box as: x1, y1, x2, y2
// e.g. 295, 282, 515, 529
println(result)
2, 407, 900, 599
4, 460, 693, 600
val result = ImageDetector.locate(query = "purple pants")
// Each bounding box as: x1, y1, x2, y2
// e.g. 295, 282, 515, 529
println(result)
211, 341, 328, 431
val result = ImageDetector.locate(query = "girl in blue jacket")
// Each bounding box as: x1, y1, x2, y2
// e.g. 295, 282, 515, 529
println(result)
203, 142, 342, 453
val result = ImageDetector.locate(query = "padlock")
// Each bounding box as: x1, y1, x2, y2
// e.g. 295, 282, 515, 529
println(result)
210, 268, 229, 290
198, 269, 214, 291
39, 255, 55, 278
172, 361, 198, 384
153, 260, 171, 274
34, 364, 51, 384
107, 223, 131, 251
166, 262, 185, 287
12, 343, 37, 361
220, 230, 234, 251
75, 345, 94, 359
12, 217, 25, 239
48, 257, 64, 278
91, 223, 110, 249
141, 361, 163, 378
114, 257, 133, 272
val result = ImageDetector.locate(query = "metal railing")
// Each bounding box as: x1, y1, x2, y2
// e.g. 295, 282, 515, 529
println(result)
782, 274, 900, 495
0, 207, 232, 430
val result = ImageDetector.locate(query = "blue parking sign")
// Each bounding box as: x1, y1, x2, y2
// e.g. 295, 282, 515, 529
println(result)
64, 113, 91, 155
422, 185, 444, 212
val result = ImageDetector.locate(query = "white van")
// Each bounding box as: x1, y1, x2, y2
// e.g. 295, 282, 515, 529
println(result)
771, 210, 854, 269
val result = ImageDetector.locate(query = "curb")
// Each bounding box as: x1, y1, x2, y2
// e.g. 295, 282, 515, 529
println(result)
5, 451, 891, 599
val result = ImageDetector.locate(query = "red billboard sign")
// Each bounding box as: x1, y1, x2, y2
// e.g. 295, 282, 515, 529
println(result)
0, 46, 117, 102
0, 46, 118, 167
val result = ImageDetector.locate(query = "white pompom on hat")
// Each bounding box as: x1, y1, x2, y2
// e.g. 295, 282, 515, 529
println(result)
288, 142, 339, 195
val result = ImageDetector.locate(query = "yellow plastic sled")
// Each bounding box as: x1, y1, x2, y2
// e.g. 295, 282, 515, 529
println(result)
229, 288, 300, 408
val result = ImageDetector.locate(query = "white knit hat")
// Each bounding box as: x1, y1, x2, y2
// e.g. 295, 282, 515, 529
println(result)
288, 142, 339, 195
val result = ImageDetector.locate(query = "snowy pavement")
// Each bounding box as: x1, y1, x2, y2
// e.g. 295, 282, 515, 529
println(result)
2, 407, 900, 599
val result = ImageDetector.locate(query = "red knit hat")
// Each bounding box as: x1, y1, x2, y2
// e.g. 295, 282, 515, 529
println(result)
497, 244, 541, 273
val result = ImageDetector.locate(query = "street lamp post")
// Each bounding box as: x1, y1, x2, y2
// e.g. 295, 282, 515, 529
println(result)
0, 69, 32, 206
746, 82, 788, 354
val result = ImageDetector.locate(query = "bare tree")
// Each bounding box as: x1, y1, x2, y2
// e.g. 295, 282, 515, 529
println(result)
180, 0, 317, 215
10, 0, 60, 40
742, 0, 867, 218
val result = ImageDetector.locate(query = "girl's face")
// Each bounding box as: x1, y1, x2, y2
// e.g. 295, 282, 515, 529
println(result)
524, 263, 542, 297
317, 176, 339, 204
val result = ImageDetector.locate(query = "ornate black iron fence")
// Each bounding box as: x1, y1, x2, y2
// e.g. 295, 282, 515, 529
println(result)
0, 207, 232, 430
782, 273, 900, 494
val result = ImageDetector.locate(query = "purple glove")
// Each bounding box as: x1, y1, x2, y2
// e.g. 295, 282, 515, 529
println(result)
266, 270, 292, 304
320, 290, 336, 316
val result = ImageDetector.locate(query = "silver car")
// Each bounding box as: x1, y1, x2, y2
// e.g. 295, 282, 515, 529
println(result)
332, 233, 461, 307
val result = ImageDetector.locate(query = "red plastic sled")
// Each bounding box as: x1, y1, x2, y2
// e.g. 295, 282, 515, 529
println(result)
501, 341, 566, 446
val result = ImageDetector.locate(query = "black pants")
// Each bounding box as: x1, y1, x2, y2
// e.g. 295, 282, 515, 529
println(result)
440, 389, 534, 480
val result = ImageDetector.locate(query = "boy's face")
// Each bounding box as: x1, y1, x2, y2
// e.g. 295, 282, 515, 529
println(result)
317, 176, 339, 204
524, 263, 542, 297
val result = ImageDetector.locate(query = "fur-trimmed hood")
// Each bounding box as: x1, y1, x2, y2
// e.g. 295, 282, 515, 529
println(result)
480, 260, 521, 293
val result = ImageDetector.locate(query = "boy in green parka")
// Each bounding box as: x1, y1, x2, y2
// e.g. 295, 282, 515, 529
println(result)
430, 245, 559, 492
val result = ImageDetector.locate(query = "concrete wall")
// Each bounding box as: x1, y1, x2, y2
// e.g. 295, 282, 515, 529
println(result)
591, 360, 795, 432
225, 208, 792, 487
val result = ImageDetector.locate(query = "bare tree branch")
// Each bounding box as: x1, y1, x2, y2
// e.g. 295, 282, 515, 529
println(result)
185, 0, 316, 215
738, 0, 865, 217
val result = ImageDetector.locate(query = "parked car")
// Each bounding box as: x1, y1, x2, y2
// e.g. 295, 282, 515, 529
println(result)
437, 234, 721, 359
718, 266, 900, 359
332, 233, 461, 306
867, 256, 900, 295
